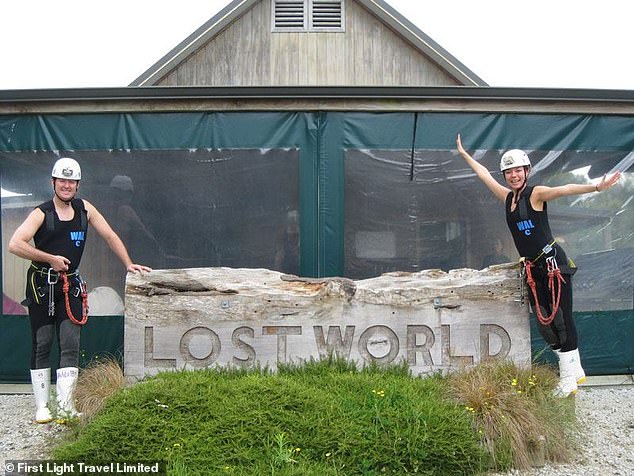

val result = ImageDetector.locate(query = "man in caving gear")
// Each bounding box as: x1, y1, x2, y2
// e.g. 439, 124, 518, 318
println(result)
9, 158, 151, 423
456, 135, 622, 397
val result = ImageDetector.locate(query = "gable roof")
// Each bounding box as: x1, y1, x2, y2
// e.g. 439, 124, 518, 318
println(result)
130, 0, 487, 87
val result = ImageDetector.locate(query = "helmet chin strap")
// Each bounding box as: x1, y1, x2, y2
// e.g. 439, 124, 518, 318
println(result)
54, 192, 73, 204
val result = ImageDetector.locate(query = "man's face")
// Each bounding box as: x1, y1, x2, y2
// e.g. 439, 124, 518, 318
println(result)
53, 178, 79, 202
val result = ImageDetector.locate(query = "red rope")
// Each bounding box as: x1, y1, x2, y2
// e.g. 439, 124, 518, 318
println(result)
60, 272, 89, 325
523, 259, 565, 325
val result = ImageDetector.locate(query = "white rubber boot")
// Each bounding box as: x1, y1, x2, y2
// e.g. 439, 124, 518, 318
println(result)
30, 368, 53, 423
554, 350, 578, 397
56, 367, 81, 419
569, 348, 586, 384
554, 348, 586, 384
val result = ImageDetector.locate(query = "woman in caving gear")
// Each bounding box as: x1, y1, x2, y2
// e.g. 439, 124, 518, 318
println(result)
8, 158, 152, 423
456, 135, 622, 397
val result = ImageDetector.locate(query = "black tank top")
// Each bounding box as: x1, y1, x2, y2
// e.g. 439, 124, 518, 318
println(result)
33, 199, 88, 271
505, 186, 568, 267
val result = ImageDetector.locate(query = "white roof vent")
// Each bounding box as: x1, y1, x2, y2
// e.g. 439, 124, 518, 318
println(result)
311, 1, 343, 29
273, 0, 344, 32
274, 1, 306, 29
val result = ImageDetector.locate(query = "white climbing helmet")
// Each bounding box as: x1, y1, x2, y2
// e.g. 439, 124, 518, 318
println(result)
52, 158, 81, 180
500, 149, 531, 172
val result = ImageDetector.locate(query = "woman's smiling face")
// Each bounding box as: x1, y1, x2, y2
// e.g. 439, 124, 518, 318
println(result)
503, 166, 528, 189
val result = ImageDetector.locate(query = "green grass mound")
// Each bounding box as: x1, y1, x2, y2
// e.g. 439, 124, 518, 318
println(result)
54, 359, 488, 475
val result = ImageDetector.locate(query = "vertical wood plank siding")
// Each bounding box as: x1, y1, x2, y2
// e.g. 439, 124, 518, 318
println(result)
156, 0, 460, 87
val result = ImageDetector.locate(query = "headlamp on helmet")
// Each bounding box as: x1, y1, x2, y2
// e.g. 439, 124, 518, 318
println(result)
52, 158, 81, 180
500, 149, 531, 172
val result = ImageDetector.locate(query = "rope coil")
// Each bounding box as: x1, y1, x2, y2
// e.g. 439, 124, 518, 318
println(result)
523, 257, 565, 325
60, 272, 89, 325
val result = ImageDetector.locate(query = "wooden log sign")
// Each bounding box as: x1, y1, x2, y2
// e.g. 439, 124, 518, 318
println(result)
124, 266, 530, 379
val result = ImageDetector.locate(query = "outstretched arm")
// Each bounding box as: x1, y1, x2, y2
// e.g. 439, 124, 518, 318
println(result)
84, 200, 152, 274
532, 171, 622, 203
456, 134, 509, 202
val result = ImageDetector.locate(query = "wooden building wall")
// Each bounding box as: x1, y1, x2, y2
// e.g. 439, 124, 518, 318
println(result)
156, 0, 460, 87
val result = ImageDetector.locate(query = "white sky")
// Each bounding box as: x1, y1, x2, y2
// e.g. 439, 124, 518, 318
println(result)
1, 0, 632, 91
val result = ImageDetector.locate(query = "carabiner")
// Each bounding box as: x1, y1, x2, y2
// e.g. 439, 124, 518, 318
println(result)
545, 256, 559, 273
47, 268, 59, 285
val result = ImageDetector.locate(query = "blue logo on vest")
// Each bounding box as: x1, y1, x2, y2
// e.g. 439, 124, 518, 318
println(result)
516, 219, 535, 236
70, 230, 85, 247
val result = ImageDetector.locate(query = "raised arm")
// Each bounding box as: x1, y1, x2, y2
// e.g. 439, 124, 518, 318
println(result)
532, 171, 622, 204
456, 134, 509, 202
84, 200, 152, 274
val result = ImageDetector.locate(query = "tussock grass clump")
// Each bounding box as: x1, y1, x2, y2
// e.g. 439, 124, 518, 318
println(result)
54, 358, 488, 475
74, 357, 126, 422
448, 360, 578, 471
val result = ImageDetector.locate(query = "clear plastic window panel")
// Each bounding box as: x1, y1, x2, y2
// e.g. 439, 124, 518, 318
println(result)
344, 148, 633, 312
2, 149, 300, 314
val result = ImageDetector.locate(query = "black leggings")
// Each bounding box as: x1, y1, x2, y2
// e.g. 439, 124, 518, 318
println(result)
527, 268, 577, 352
28, 282, 82, 369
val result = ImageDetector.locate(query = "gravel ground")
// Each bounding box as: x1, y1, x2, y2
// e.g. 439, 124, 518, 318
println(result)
1, 385, 632, 475
0, 394, 68, 470
489, 385, 634, 476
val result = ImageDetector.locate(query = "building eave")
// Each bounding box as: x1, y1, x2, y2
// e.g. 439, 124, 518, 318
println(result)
1, 86, 633, 115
